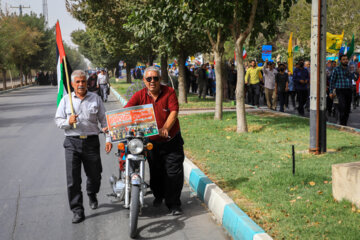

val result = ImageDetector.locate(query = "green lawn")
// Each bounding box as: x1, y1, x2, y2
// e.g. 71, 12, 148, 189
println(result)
179, 112, 360, 239
110, 77, 142, 100
179, 92, 235, 109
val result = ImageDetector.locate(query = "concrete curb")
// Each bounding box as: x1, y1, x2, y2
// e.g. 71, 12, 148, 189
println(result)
183, 157, 273, 240
0, 84, 35, 94
110, 86, 128, 106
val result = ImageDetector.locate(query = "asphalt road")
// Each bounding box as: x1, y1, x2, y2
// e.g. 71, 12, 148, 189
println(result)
0, 86, 228, 240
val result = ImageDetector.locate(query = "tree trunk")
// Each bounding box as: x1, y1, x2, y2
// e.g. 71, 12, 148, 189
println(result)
20, 64, 23, 86
25, 74, 28, 85
177, 49, 187, 104
233, 0, 258, 133
126, 64, 132, 83
160, 54, 169, 84
214, 43, 224, 120
148, 54, 154, 66
2, 70, 6, 90
234, 43, 247, 132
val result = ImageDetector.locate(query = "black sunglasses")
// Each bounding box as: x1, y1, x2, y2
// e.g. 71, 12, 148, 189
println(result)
145, 76, 160, 82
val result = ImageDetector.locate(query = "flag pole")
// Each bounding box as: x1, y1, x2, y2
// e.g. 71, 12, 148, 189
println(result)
63, 56, 76, 128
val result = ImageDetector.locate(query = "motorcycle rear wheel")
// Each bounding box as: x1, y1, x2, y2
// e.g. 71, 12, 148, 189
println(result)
129, 185, 140, 238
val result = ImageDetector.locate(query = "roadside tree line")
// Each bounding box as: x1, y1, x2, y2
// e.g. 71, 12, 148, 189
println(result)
66, 0, 295, 132
0, 11, 87, 90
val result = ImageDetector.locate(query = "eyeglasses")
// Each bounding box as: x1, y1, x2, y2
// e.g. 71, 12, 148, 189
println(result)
145, 76, 160, 82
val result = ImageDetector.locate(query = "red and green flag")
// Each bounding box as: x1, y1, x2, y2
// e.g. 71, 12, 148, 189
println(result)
56, 21, 73, 106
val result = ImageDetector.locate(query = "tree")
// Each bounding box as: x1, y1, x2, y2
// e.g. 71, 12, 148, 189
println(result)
186, 0, 234, 120
231, 0, 294, 133
66, 0, 151, 83
126, 0, 209, 104
5, 15, 42, 86
71, 29, 116, 70
285, 0, 360, 47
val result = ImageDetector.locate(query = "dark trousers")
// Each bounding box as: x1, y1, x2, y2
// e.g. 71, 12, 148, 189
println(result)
148, 133, 185, 209
198, 81, 207, 98
286, 91, 296, 108
248, 83, 260, 106
64, 136, 102, 213
296, 89, 308, 115
336, 88, 352, 126
278, 91, 287, 112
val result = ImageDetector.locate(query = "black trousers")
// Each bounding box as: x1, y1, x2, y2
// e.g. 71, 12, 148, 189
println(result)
336, 88, 352, 126
278, 91, 287, 112
64, 136, 102, 213
248, 83, 260, 106
296, 89, 308, 115
148, 133, 185, 209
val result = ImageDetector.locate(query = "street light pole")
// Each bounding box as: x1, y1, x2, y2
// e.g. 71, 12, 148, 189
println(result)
310, 0, 327, 154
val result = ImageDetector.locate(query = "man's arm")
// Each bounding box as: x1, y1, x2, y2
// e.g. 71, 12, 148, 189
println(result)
329, 68, 337, 98
159, 111, 178, 138
55, 97, 72, 129
97, 96, 112, 152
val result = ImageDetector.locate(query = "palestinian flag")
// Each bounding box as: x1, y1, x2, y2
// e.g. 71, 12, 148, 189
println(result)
56, 21, 73, 106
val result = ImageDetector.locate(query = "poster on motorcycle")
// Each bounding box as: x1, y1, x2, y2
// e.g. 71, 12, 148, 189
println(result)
105, 104, 159, 142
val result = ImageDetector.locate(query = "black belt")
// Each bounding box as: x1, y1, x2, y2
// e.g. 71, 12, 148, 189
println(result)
67, 135, 98, 139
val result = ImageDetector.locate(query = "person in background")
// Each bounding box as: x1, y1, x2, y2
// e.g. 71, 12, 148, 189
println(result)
293, 60, 310, 116
97, 69, 110, 102
196, 64, 207, 99
275, 63, 289, 112
329, 54, 353, 126
263, 60, 278, 110
245, 60, 263, 107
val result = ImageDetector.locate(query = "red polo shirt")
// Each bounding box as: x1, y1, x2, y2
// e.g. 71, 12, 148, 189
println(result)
124, 85, 180, 142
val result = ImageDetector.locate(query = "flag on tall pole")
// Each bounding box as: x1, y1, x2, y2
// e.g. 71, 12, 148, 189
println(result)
288, 32, 294, 74
347, 34, 355, 59
326, 30, 344, 54
56, 21, 72, 106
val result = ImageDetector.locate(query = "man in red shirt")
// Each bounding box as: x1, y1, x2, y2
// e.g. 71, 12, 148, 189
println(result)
125, 66, 184, 215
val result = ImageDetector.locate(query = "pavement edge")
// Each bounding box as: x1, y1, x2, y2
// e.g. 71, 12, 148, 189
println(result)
0, 84, 35, 94
183, 157, 273, 240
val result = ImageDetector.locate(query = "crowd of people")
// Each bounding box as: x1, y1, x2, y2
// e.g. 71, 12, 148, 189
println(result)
172, 55, 360, 126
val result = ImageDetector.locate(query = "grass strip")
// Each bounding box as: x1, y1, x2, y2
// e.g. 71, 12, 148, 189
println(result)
179, 111, 360, 239
179, 92, 235, 109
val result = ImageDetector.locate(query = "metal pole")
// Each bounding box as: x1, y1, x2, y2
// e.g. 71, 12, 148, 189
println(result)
310, 0, 327, 153
315, 0, 321, 154
292, 145, 295, 175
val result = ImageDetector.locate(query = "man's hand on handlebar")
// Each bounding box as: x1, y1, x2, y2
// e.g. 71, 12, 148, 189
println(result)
159, 128, 169, 138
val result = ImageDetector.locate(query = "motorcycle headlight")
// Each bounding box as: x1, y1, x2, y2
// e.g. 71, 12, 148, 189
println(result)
128, 139, 144, 154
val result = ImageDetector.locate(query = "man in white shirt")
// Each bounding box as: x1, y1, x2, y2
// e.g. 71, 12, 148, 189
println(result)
263, 60, 278, 110
97, 69, 110, 102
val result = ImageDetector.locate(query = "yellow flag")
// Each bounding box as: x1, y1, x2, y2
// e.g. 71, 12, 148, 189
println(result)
288, 32, 293, 74
326, 30, 344, 54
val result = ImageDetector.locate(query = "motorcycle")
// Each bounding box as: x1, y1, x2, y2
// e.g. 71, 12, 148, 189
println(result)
107, 129, 153, 238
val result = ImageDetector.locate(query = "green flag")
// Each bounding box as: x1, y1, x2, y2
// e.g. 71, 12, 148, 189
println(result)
347, 34, 355, 59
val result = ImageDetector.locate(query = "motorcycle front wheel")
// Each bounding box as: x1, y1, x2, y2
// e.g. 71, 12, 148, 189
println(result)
129, 185, 140, 238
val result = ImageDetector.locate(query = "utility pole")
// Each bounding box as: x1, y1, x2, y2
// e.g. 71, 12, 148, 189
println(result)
42, 0, 48, 25
10, 4, 30, 16
309, 0, 327, 154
